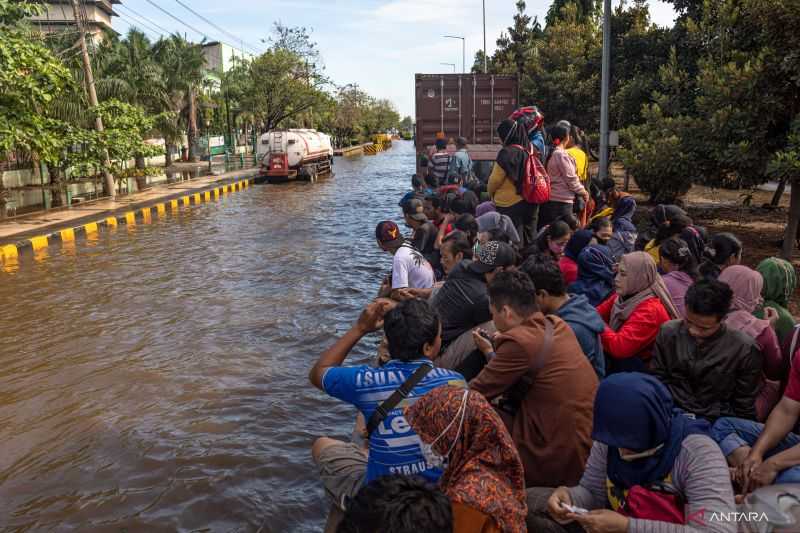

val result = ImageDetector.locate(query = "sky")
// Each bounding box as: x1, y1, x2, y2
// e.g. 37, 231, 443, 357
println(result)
115, 0, 679, 118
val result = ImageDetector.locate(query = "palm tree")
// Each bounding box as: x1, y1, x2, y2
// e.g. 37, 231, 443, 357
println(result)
153, 34, 206, 163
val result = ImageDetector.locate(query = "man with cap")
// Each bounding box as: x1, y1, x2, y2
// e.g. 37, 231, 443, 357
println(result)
376, 221, 435, 301
431, 241, 517, 373
402, 199, 438, 266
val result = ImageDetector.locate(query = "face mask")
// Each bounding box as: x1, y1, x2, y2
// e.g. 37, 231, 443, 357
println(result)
619, 443, 665, 462
549, 241, 567, 255
420, 389, 469, 469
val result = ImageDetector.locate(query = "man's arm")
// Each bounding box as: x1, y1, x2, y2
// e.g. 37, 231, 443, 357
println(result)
751, 396, 800, 466
309, 300, 392, 390
470, 339, 531, 399
732, 344, 763, 420
649, 327, 671, 384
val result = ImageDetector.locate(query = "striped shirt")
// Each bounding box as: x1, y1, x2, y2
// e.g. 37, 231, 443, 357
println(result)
568, 435, 737, 532
430, 151, 451, 182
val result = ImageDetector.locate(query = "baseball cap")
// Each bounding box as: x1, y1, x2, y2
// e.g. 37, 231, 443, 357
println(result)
376, 221, 403, 244
469, 241, 516, 274
402, 199, 428, 222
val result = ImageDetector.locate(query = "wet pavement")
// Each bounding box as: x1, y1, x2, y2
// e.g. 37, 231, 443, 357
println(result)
0, 141, 414, 532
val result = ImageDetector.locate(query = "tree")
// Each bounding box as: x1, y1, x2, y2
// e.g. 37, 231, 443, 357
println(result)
399, 116, 414, 135
546, 0, 599, 26
768, 116, 800, 259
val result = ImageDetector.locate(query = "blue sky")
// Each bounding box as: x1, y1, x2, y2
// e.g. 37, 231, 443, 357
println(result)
115, 0, 678, 118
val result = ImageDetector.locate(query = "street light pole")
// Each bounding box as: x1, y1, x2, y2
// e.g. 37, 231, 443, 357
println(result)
440, 62, 456, 73
599, 0, 612, 180
482, 0, 488, 73
444, 35, 465, 73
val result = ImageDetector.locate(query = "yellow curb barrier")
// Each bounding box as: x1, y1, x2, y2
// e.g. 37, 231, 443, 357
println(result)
213, 188, 220, 199
84, 222, 98, 234
193, 193, 201, 204
141, 208, 151, 222
30, 235, 49, 251
156, 203, 166, 216
60, 228, 75, 242
125, 212, 136, 225
1, 244, 18, 260
106, 217, 118, 228
182, 196, 190, 207
170, 199, 179, 210
204, 191, 212, 202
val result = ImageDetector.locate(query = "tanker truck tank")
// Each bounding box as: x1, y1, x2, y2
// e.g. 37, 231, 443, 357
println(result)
257, 129, 334, 183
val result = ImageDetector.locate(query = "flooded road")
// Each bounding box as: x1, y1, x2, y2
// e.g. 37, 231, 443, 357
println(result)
0, 141, 414, 532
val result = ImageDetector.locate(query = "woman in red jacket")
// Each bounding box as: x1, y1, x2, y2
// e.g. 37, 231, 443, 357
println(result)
597, 251, 680, 374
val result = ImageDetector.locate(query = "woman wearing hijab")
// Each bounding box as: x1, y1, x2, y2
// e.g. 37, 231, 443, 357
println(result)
406, 386, 528, 533
597, 251, 679, 373
531, 373, 736, 533
488, 118, 538, 247
719, 266, 786, 421
561, 229, 593, 286
755, 257, 798, 344
607, 195, 638, 261
476, 211, 521, 248
568, 244, 616, 307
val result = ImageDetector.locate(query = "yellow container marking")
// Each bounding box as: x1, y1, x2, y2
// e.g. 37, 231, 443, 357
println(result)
156, 203, 166, 216
170, 199, 179, 209
84, 222, 99, 234
30, 235, 49, 251
203, 191, 212, 202
1, 244, 18, 260
106, 217, 118, 228
60, 228, 75, 242
193, 193, 201, 204
141, 208, 152, 222
182, 196, 190, 207
125, 212, 136, 225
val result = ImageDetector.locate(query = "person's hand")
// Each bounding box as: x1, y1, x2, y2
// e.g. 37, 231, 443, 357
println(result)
581, 190, 590, 202
394, 288, 417, 301
443, 212, 455, 225
736, 450, 764, 496
378, 277, 391, 298
572, 509, 630, 533
764, 307, 779, 328
471, 328, 494, 355
744, 458, 780, 496
546, 486, 574, 525
355, 299, 393, 334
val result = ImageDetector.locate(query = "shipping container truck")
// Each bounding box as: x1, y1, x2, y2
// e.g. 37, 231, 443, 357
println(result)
415, 74, 519, 180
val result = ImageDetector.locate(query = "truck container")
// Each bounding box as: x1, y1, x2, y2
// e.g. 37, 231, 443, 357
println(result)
257, 129, 333, 183
415, 74, 518, 179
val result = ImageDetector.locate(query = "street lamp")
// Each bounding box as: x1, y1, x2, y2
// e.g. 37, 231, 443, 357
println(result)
482, 0, 487, 74
598, 0, 611, 180
206, 118, 212, 172
444, 35, 465, 73
440, 62, 456, 72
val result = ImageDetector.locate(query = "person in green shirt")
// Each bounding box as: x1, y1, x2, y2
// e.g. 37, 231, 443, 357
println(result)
755, 257, 797, 344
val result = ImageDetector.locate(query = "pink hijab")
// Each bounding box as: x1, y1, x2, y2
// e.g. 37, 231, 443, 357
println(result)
610, 252, 680, 330
719, 265, 771, 340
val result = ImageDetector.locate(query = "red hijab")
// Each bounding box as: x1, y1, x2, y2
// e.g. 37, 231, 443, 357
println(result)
405, 386, 527, 533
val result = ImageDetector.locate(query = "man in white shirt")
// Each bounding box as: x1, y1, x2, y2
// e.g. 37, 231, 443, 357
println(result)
375, 220, 434, 300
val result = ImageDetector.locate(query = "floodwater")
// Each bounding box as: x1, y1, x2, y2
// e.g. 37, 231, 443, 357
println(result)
0, 141, 414, 532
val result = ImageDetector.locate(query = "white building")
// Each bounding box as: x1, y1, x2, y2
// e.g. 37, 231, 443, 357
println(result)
202, 41, 254, 89
30, 0, 120, 41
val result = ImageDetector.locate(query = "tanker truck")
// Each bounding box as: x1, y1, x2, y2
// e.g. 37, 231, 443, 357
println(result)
257, 129, 334, 183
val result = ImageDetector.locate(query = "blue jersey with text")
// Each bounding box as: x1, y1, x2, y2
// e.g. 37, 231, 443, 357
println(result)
323, 360, 466, 483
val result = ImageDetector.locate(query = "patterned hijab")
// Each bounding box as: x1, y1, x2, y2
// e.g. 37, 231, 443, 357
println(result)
406, 386, 527, 533
611, 252, 680, 330
718, 265, 771, 340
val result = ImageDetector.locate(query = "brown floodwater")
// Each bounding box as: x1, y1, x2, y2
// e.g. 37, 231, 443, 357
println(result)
0, 141, 414, 532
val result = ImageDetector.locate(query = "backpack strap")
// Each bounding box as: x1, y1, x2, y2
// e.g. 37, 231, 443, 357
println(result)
366, 363, 433, 436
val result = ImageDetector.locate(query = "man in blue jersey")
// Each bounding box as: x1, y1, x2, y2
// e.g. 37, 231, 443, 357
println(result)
309, 298, 466, 511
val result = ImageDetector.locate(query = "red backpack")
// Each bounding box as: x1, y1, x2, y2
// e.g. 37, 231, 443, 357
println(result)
510, 144, 550, 204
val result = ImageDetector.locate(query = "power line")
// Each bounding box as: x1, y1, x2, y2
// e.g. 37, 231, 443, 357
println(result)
116, 11, 164, 39
171, 0, 262, 55
141, 0, 210, 41
117, 4, 174, 36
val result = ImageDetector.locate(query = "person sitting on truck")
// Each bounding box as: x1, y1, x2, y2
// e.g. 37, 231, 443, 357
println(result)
446, 137, 473, 185
375, 221, 435, 300
429, 139, 451, 185
399, 175, 431, 209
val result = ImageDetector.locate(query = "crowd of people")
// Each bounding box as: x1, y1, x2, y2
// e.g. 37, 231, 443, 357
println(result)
308, 111, 800, 533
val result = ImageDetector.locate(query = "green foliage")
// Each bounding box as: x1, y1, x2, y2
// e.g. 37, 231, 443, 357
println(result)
768, 116, 800, 184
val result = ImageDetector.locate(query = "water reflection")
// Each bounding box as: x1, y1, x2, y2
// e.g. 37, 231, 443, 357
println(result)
0, 141, 412, 532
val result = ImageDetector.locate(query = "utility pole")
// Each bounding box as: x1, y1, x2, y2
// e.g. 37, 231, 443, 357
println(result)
482, 0, 488, 73
71, 0, 115, 198
598, 0, 611, 181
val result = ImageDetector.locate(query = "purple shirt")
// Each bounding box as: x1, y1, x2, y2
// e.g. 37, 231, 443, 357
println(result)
662, 271, 694, 318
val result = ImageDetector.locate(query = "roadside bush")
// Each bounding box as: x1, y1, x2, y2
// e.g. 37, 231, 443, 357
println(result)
617, 104, 699, 204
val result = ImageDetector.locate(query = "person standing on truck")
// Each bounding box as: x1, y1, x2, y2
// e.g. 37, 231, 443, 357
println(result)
487, 118, 539, 247
428, 139, 451, 186
446, 137, 472, 185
